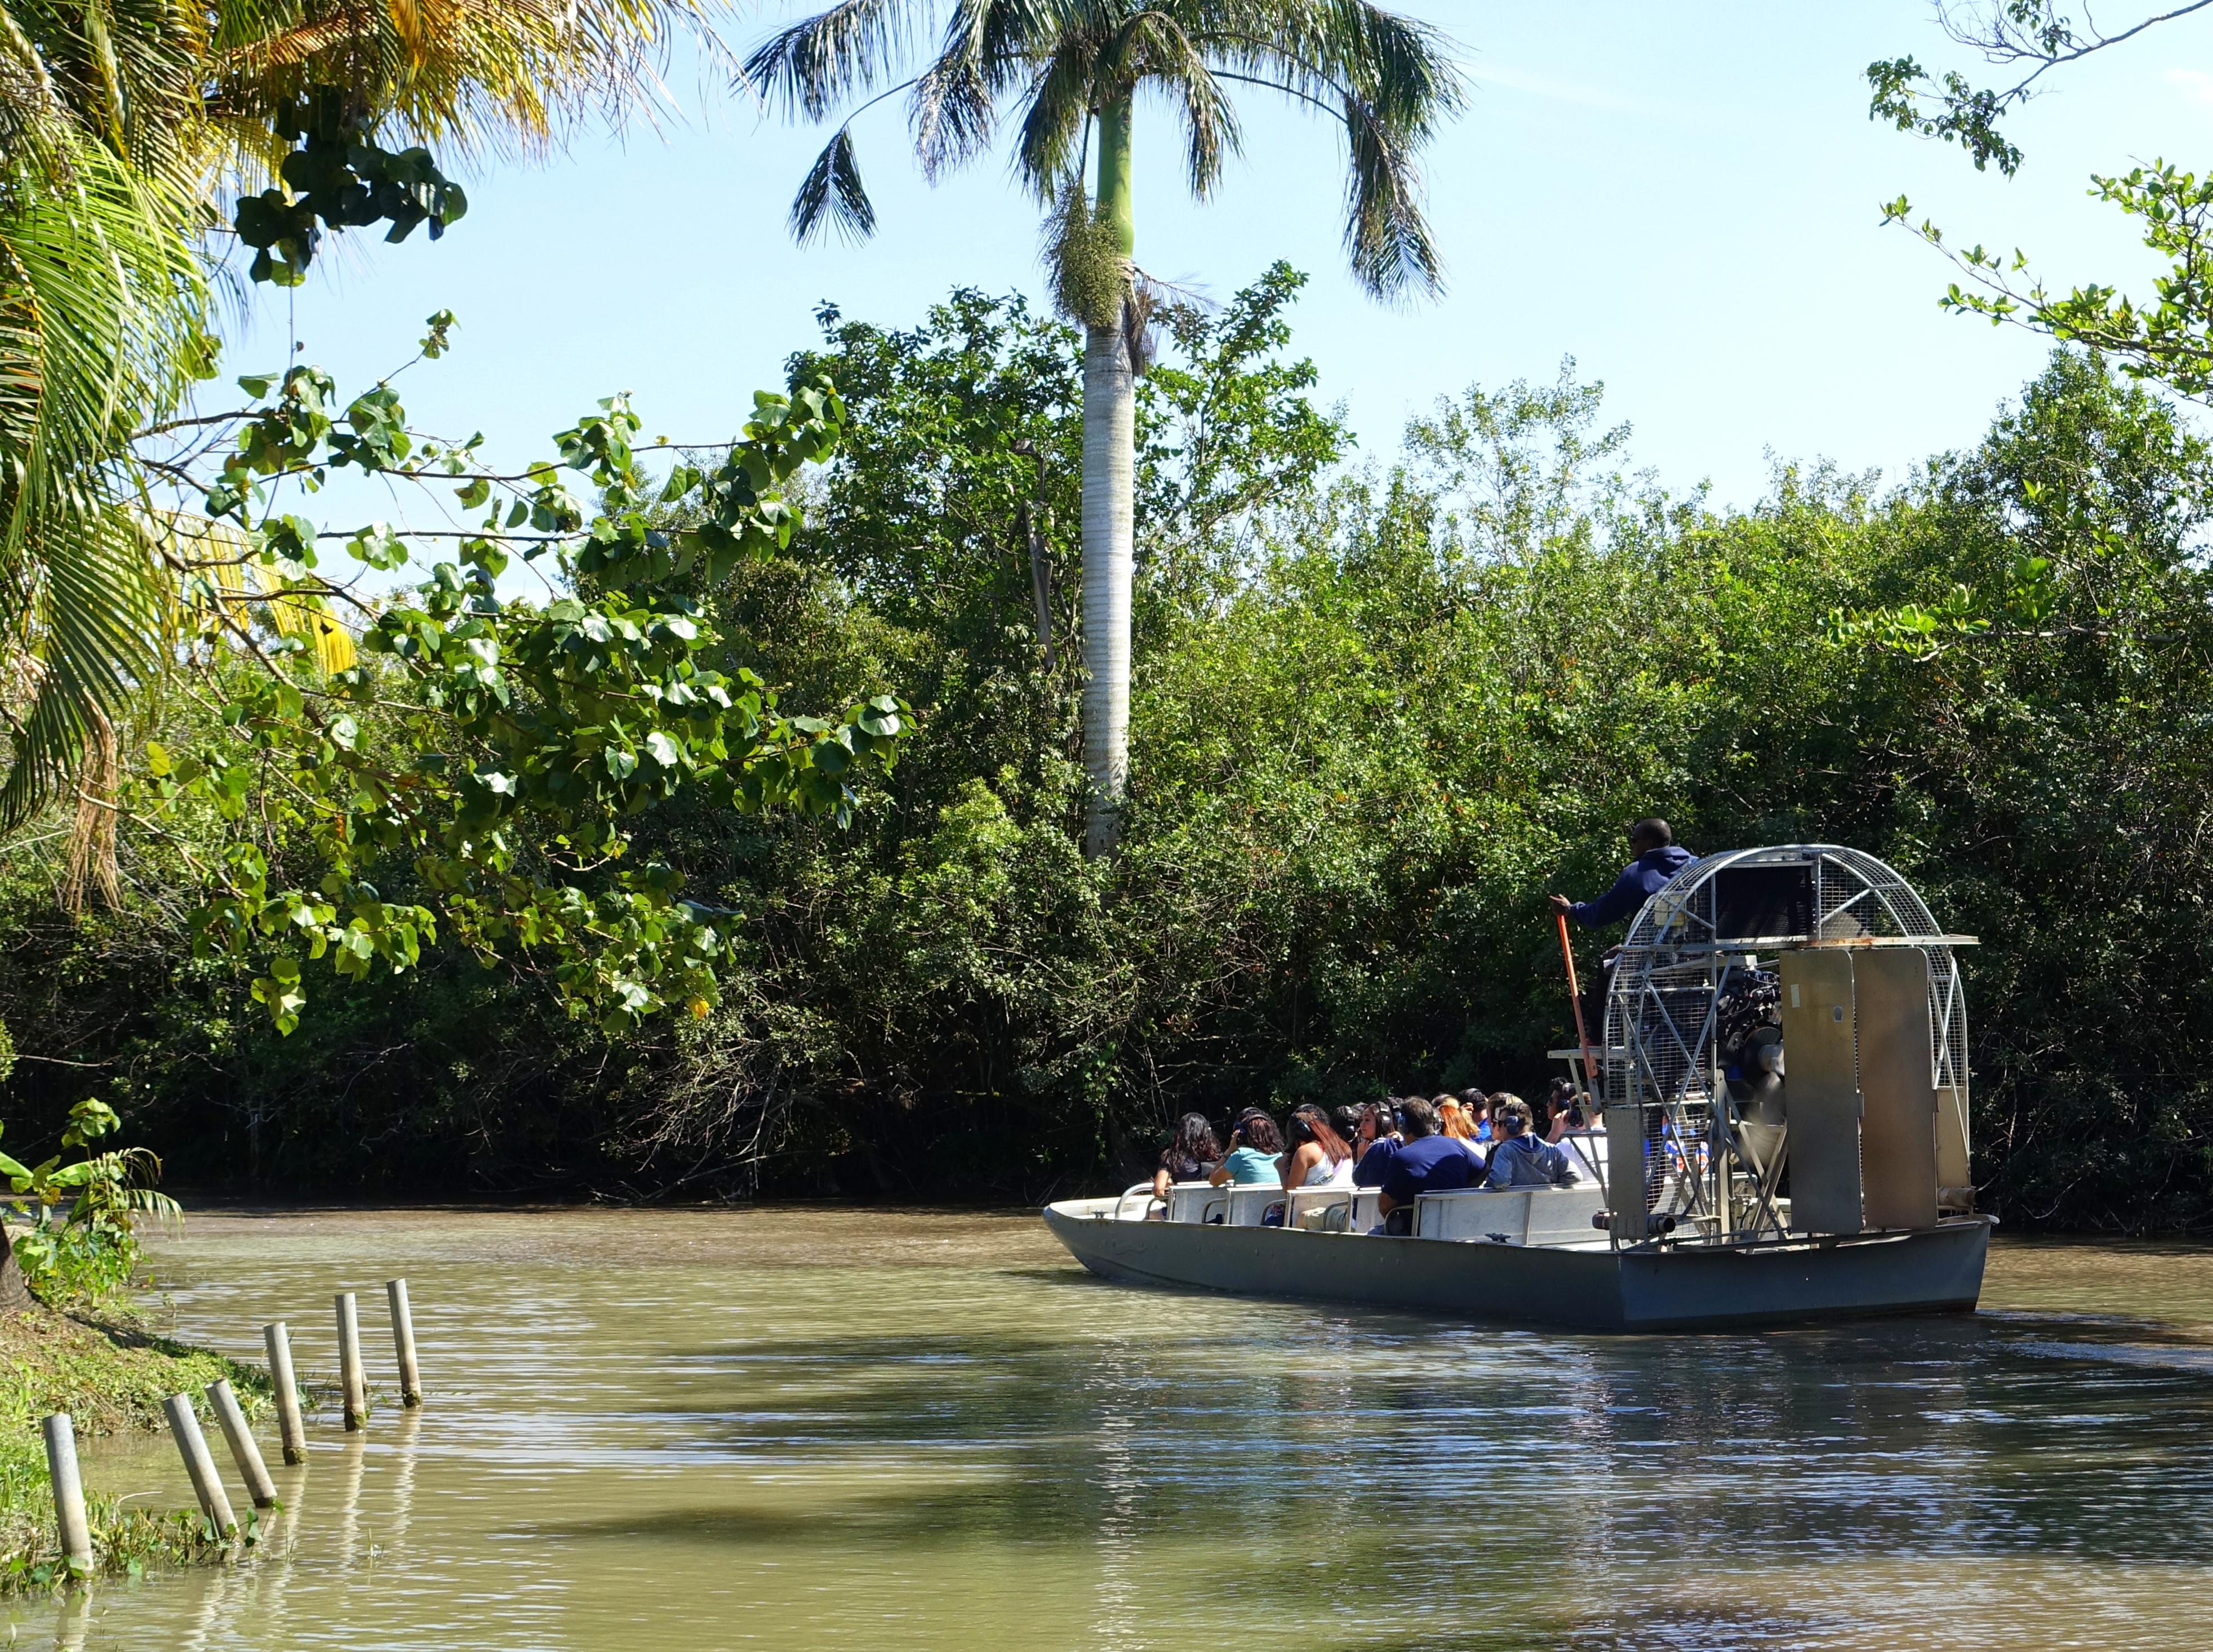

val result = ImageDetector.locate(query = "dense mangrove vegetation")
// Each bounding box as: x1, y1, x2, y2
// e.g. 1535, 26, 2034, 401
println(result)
8, 0, 2213, 1239
2, 263, 2209, 1230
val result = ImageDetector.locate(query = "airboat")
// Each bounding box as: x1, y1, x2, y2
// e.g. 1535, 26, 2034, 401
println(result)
1042, 845, 1992, 1332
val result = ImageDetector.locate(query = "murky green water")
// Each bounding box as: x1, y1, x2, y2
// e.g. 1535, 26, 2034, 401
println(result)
9, 1209, 2213, 1650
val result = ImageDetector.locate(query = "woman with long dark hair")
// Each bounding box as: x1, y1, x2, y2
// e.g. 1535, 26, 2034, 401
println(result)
1353, 1101, 1401, 1164
1209, 1112, 1286, 1185
1279, 1105, 1355, 1188
1152, 1113, 1223, 1200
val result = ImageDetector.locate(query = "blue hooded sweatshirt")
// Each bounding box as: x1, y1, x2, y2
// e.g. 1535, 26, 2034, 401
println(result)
1567, 844, 1694, 928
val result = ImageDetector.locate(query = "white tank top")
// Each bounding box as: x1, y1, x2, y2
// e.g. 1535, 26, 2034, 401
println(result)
1304, 1152, 1354, 1187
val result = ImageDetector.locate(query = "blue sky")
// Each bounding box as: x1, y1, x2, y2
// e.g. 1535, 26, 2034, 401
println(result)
223, 1, 2213, 524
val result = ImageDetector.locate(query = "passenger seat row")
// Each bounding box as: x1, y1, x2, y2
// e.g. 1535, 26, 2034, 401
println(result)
1158, 1182, 1608, 1245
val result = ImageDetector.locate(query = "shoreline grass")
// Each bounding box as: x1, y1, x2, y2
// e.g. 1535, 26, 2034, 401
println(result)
0, 1305, 274, 1589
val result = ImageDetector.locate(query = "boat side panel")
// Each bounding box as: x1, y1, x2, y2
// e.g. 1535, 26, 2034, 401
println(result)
1040, 1208, 1991, 1333
1042, 1209, 1628, 1330
1616, 1220, 1990, 1330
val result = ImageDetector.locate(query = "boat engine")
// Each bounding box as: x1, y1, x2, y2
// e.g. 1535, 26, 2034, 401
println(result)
1716, 968, 1785, 1173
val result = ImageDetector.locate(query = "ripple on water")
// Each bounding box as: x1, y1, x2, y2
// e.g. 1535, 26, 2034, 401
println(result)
10, 1213, 2213, 1652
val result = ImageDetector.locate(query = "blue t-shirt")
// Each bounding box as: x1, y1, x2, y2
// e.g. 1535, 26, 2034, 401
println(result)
1380, 1134, 1476, 1205
1353, 1139, 1399, 1187
1223, 1146, 1281, 1185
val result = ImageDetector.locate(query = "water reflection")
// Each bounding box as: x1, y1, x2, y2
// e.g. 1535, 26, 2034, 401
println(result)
5, 1212, 2211, 1651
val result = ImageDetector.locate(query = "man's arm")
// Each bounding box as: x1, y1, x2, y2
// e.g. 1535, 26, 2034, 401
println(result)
1552, 863, 1645, 929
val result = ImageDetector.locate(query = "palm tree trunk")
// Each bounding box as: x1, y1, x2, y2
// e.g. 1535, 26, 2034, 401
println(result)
1081, 92, 1136, 857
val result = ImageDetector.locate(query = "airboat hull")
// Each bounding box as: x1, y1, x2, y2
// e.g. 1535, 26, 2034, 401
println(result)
1042, 1202, 1992, 1333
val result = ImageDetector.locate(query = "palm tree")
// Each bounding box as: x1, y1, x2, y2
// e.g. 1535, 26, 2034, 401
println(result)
2, 1, 214, 829
745, 1, 1461, 854
0, 0, 713, 834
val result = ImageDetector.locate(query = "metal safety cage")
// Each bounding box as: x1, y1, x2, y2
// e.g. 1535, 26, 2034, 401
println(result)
1597, 845, 1971, 1246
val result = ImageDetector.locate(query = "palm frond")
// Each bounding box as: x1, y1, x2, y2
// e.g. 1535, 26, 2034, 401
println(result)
206, 0, 714, 168
790, 126, 879, 244
1108, 10, 1238, 198
1185, 0, 1459, 299
0, 496, 166, 830
913, 2, 997, 181
1010, 33, 1099, 199
0, 121, 205, 829
166, 510, 359, 671
743, 0, 926, 122
1341, 81, 1440, 300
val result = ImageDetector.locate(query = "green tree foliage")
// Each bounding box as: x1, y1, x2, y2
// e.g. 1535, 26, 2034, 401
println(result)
3, 278, 2211, 1232
1870, 3, 2213, 404
135, 338, 905, 1038
0, 1099, 176, 1305
1, 0, 716, 822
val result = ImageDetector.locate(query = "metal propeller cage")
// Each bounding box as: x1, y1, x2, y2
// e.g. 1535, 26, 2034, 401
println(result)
1597, 845, 1970, 1245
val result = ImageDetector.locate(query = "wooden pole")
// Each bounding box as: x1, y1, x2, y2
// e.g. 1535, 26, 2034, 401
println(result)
385, 1278, 422, 1407
42, 1413, 92, 1576
205, 1379, 278, 1508
1556, 910, 1601, 1099
162, 1394, 237, 1537
264, 1322, 308, 1464
335, 1293, 367, 1430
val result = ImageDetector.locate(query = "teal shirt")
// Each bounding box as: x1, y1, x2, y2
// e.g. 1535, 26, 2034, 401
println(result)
1224, 1146, 1280, 1184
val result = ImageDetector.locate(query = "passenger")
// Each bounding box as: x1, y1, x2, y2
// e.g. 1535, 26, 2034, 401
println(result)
1151, 1113, 1223, 1201
1210, 1113, 1287, 1185
1331, 1104, 1366, 1143
1281, 1105, 1356, 1189
1485, 1098, 1580, 1187
1548, 817, 1694, 930
1544, 1077, 1597, 1144
1548, 1080, 1608, 1185
1436, 1098, 1487, 1169
1352, 1101, 1401, 1173
1375, 1097, 1477, 1229
1457, 1088, 1493, 1143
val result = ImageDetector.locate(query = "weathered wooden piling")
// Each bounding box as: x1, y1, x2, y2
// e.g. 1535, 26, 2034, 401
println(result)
42, 1413, 92, 1576
264, 1321, 308, 1464
335, 1292, 367, 1430
385, 1277, 422, 1407
162, 1394, 236, 1537
205, 1379, 277, 1508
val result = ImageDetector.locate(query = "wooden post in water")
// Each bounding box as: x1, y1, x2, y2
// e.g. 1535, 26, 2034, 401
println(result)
385, 1278, 422, 1407
205, 1379, 277, 1508
264, 1322, 308, 1464
162, 1395, 236, 1537
335, 1292, 367, 1430
42, 1413, 92, 1576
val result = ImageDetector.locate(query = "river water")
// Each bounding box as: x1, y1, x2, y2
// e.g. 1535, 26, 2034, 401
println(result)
10, 1208, 2213, 1650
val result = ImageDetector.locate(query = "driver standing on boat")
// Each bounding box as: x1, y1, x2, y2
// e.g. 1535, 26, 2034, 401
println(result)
1548, 818, 1694, 931
1549, 819, 1694, 1044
